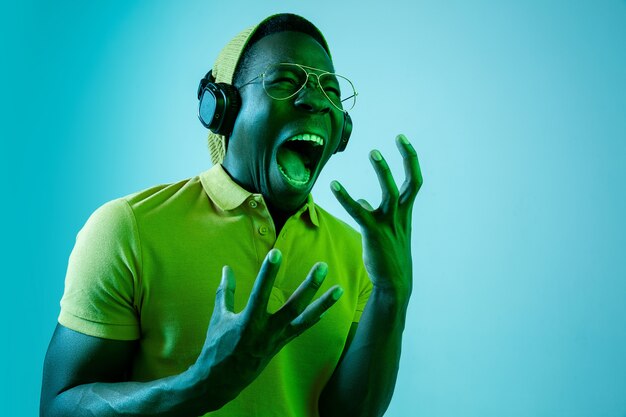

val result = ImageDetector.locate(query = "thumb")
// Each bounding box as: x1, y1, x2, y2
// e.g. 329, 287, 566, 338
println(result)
216, 265, 236, 313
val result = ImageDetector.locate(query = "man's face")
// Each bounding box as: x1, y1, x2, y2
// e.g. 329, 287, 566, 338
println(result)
222, 31, 344, 213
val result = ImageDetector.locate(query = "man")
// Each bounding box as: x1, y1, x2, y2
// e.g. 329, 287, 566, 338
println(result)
41, 13, 423, 417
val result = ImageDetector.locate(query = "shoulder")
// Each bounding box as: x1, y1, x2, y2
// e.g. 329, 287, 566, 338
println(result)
88, 174, 205, 223
121, 175, 204, 215
78, 174, 205, 240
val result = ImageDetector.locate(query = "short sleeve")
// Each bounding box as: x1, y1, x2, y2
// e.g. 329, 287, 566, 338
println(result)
59, 199, 141, 340
352, 267, 372, 323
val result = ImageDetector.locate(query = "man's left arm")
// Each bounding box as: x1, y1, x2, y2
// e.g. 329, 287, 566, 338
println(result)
319, 134, 423, 417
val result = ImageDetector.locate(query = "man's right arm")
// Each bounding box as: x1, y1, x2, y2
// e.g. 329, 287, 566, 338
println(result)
41, 324, 216, 417
41, 249, 343, 417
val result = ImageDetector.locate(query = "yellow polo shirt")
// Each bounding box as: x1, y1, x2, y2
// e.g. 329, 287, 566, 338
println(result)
59, 164, 372, 417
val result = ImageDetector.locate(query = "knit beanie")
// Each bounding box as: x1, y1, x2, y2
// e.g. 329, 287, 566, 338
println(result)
206, 13, 331, 165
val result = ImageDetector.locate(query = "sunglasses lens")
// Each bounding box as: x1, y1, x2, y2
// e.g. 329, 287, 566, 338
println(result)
320, 73, 357, 111
263, 64, 307, 99
263, 64, 356, 111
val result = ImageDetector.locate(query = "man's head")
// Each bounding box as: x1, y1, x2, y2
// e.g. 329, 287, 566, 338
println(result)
202, 14, 333, 165
202, 14, 354, 213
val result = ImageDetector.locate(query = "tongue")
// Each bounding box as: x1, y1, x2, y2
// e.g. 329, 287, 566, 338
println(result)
277, 146, 308, 182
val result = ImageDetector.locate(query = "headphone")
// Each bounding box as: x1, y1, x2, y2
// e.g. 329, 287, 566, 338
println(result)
197, 70, 352, 153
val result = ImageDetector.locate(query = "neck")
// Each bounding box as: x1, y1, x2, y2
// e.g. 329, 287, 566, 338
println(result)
220, 164, 298, 236
266, 202, 295, 236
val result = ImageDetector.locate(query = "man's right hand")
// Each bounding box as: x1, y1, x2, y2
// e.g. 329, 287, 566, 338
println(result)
186, 248, 344, 405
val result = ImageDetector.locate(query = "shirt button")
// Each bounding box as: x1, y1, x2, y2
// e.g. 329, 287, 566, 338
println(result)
258, 226, 268, 235
249, 200, 258, 208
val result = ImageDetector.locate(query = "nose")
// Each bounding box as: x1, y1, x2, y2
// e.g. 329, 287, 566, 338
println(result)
293, 75, 331, 115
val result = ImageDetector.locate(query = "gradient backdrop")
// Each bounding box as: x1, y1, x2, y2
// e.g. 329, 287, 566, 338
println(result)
2, 1, 625, 416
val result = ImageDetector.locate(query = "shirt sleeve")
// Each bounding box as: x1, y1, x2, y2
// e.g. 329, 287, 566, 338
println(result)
352, 267, 372, 323
350, 233, 373, 323
59, 198, 141, 340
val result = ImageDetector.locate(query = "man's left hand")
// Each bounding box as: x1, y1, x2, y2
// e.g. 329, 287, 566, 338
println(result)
331, 134, 423, 299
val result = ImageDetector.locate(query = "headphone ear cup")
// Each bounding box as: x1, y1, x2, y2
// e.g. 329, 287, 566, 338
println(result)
198, 82, 241, 136
334, 112, 352, 153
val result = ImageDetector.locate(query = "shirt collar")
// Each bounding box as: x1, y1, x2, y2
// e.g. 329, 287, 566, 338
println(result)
200, 164, 319, 227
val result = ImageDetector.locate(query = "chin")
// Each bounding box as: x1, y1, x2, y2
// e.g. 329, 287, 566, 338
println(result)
266, 168, 315, 213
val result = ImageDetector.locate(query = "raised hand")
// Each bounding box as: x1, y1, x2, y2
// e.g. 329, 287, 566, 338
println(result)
331, 134, 423, 297
187, 249, 343, 405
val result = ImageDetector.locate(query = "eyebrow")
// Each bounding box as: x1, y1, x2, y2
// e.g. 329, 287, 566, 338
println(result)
270, 62, 338, 76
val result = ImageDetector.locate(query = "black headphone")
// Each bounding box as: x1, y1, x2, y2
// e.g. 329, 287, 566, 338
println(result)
197, 70, 352, 153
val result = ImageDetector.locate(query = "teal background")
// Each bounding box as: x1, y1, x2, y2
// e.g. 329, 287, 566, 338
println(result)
2, 1, 625, 416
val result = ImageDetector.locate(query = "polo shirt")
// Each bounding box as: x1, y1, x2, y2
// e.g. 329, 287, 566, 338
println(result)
59, 164, 372, 417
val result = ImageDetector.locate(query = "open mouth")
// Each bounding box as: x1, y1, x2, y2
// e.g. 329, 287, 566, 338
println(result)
276, 133, 325, 187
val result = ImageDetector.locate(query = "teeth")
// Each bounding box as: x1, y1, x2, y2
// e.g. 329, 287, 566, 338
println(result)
288, 133, 324, 146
